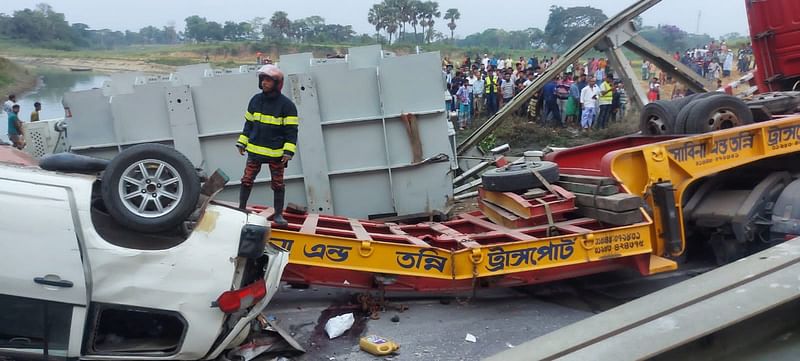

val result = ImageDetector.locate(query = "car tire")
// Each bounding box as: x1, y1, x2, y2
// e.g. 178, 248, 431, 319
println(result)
746, 92, 800, 114
101, 143, 201, 233
481, 161, 560, 192
682, 95, 754, 134
639, 100, 680, 135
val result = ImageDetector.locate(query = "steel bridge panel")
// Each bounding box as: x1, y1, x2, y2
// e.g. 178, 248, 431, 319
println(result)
347, 44, 383, 70
191, 73, 252, 136
310, 63, 382, 122
330, 171, 394, 218
108, 82, 173, 144
62, 88, 115, 148
378, 52, 446, 116
322, 121, 388, 173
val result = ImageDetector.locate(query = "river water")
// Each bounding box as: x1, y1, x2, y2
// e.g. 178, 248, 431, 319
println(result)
16, 69, 109, 121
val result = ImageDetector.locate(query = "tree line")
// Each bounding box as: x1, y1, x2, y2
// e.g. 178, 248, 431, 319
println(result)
0, 3, 178, 49
0, 2, 730, 56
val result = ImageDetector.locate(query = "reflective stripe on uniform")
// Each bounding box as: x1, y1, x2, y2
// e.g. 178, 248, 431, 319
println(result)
283, 142, 297, 153
238, 134, 249, 144
245, 143, 285, 157
245, 112, 298, 126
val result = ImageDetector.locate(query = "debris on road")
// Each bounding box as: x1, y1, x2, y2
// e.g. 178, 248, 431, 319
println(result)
229, 318, 305, 361
360, 335, 400, 356
325, 313, 355, 339
465, 333, 478, 343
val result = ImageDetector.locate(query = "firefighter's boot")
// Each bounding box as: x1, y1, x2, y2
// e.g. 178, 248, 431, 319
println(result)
273, 189, 288, 227
238, 186, 253, 211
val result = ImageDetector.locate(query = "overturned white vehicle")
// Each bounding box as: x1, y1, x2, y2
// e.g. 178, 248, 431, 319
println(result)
0, 143, 288, 360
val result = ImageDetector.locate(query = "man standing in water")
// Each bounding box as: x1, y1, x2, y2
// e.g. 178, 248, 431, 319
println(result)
236, 64, 298, 227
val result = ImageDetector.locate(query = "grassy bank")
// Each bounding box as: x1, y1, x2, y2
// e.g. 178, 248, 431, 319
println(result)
0, 57, 37, 98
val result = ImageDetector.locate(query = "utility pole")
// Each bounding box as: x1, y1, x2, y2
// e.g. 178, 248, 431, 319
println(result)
696, 11, 701, 34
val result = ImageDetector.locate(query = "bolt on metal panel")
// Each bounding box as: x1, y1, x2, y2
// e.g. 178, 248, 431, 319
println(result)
347, 44, 383, 70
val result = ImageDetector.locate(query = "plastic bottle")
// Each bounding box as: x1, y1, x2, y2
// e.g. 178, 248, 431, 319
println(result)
359, 335, 400, 356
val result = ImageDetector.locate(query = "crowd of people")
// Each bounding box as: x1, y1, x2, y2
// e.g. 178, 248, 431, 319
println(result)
443, 54, 628, 131
2, 94, 41, 150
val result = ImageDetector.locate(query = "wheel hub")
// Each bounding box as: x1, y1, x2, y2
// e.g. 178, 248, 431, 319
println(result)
647, 116, 667, 134
118, 159, 183, 218
708, 109, 739, 130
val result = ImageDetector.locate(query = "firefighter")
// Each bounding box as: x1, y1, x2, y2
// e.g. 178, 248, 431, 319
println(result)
236, 64, 298, 227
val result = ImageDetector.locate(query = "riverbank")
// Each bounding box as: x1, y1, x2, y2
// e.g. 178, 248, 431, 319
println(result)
5, 56, 175, 74
0, 57, 37, 98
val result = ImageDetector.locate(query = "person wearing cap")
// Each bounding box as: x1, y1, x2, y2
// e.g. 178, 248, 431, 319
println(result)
236, 64, 298, 227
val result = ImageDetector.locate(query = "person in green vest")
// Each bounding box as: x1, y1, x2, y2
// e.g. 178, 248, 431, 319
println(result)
595, 73, 614, 129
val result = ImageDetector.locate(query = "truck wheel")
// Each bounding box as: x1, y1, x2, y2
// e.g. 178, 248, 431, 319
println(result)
639, 101, 680, 135
673, 93, 726, 134
481, 161, 559, 192
683, 95, 754, 134
746, 92, 800, 114
101, 144, 200, 233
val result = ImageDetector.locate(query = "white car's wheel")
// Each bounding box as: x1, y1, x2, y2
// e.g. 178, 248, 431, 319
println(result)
102, 144, 200, 233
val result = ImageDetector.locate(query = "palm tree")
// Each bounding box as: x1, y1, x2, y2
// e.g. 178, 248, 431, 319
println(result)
420, 1, 440, 44
389, 0, 410, 41
384, 11, 399, 44
269, 11, 291, 38
444, 8, 460, 42
408, 0, 422, 43
367, 4, 386, 42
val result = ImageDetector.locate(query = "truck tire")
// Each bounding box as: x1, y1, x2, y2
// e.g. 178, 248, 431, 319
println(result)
682, 95, 754, 134
673, 92, 726, 133
640, 101, 680, 135
481, 161, 559, 192
101, 143, 201, 233
746, 92, 800, 114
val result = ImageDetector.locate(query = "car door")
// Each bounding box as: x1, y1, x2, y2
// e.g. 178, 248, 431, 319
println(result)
0, 177, 88, 360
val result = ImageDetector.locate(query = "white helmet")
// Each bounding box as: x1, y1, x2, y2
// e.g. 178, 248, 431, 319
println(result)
257, 64, 285, 91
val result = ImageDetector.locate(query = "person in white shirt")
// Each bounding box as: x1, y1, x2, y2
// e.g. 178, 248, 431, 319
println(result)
2, 94, 15, 115
471, 71, 485, 117
482, 54, 490, 71
580, 78, 600, 129
3, 94, 17, 144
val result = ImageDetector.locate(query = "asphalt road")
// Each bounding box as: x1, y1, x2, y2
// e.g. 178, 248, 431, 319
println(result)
262, 264, 712, 361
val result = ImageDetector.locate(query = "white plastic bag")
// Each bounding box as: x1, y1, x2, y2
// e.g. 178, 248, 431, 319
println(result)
325, 313, 355, 339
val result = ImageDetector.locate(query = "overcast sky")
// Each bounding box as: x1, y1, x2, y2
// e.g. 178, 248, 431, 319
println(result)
10, 0, 749, 38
